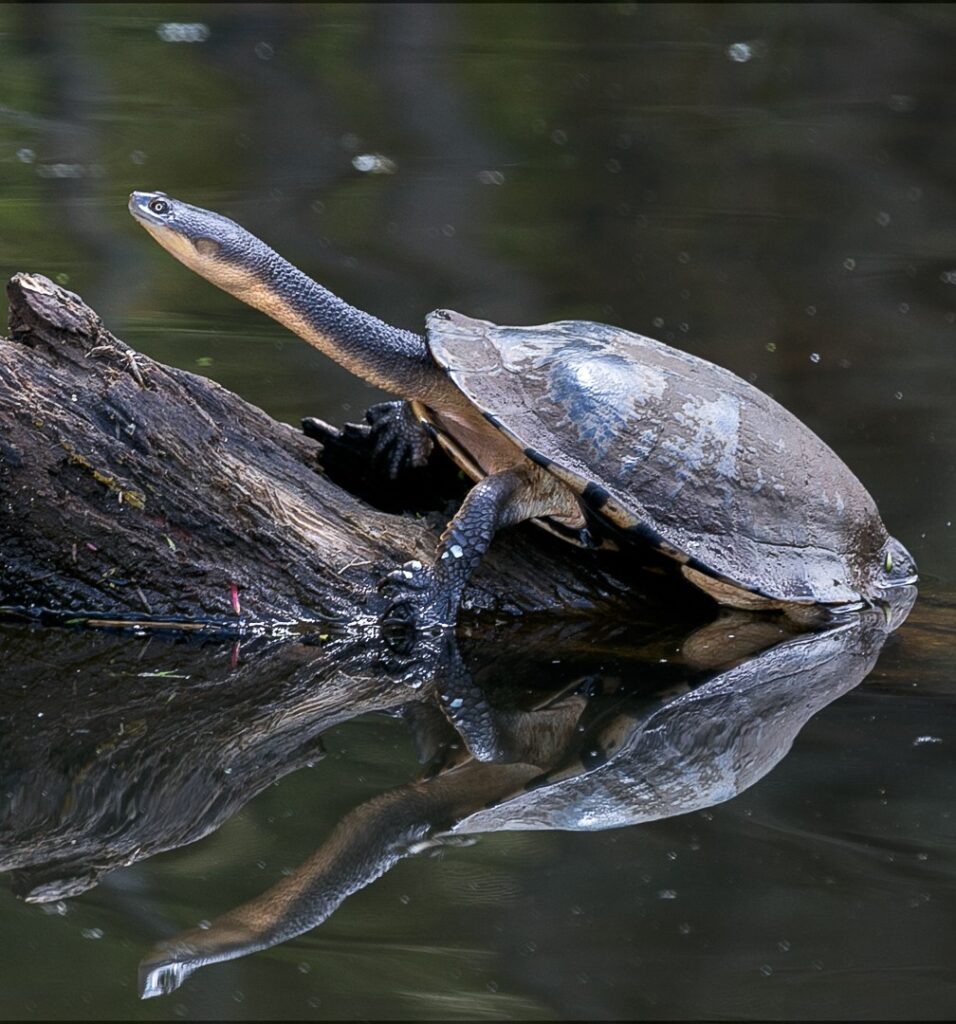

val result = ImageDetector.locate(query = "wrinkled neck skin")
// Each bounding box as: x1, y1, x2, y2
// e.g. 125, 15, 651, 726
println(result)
208, 244, 453, 405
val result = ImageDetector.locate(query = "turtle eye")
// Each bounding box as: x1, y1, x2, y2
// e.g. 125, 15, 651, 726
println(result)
148, 198, 170, 215
884, 551, 893, 574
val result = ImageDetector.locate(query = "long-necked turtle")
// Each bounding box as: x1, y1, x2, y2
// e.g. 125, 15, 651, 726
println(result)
128, 191, 918, 626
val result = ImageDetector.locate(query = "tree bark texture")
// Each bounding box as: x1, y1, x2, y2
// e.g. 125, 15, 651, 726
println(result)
0, 274, 633, 630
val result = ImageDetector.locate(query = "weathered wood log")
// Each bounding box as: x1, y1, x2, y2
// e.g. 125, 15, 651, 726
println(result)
0, 273, 639, 631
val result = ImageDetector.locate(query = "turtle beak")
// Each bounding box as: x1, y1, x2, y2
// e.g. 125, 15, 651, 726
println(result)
879, 536, 918, 589
128, 191, 169, 227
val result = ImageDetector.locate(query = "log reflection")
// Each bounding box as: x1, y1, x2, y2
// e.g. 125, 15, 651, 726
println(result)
128, 588, 913, 996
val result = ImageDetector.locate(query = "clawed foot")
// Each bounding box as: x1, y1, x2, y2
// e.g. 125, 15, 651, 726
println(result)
376, 560, 459, 689
366, 401, 433, 479
378, 559, 457, 634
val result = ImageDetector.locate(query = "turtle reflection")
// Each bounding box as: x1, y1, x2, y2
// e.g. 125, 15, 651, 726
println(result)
139, 587, 914, 998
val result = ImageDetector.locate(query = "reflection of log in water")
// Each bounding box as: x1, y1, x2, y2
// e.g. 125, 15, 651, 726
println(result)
137, 594, 911, 997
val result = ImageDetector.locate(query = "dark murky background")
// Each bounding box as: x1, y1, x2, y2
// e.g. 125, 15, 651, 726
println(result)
1, 3, 955, 1020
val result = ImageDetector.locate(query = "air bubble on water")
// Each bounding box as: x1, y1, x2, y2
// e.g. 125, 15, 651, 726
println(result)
914, 735, 942, 745
805, 305, 817, 316
760, 964, 774, 977
679, 322, 689, 333
679, 922, 692, 934
36, 163, 85, 178
726, 42, 753, 63
778, 939, 791, 952
652, 317, 664, 328
898, 303, 910, 314
843, 257, 856, 270
352, 153, 396, 174
157, 22, 210, 43
81, 928, 104, 940
551, 128, 568, 145
875, 211, 891, 227
486, 980, 499, 993
765, 341, 777, 353
907, 185, 922, 202
894, 389, 903, 399
130, 150, 147, 166
254, 41, 274, 61
657, 889, 677, 900
810, 353, 820, 363
677, 251, 690, 264
478, 169, 505, 185
887, 94, 916, 113
16, 147, 35, 164
298, 962, 311, 974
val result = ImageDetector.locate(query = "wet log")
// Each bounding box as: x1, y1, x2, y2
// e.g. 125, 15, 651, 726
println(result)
0, 274, 634, 630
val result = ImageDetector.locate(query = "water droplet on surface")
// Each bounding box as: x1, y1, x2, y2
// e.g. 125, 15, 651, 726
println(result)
156, 22, 210, 43
726, 41, 753, 63
477, 169, 505, 185
887, 94, 916, 113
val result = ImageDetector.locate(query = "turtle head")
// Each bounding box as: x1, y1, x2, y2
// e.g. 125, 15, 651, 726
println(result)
128, 191, 272, 296
877, 535, 918, 590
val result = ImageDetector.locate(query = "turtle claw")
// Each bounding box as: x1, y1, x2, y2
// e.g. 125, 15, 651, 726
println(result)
366, 401, 433, 479
378, 560, 456, 634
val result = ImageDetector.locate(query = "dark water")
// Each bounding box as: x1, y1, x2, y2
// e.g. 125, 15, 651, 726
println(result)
1, 3, 955, 1020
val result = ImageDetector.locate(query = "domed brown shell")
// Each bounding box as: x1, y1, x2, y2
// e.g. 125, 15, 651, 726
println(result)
425, 310, 906, 605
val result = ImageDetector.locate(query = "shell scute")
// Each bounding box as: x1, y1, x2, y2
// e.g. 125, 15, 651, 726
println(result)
425, 311, 903, 604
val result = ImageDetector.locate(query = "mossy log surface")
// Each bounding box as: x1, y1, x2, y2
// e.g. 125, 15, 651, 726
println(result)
0, 273, 632, 630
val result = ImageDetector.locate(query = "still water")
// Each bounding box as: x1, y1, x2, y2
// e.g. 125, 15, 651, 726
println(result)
1, 4, 955, 1019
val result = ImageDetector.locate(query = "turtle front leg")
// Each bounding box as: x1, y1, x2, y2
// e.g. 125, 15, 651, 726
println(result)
380, 464, 579, 632
364, 400, 434, 478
